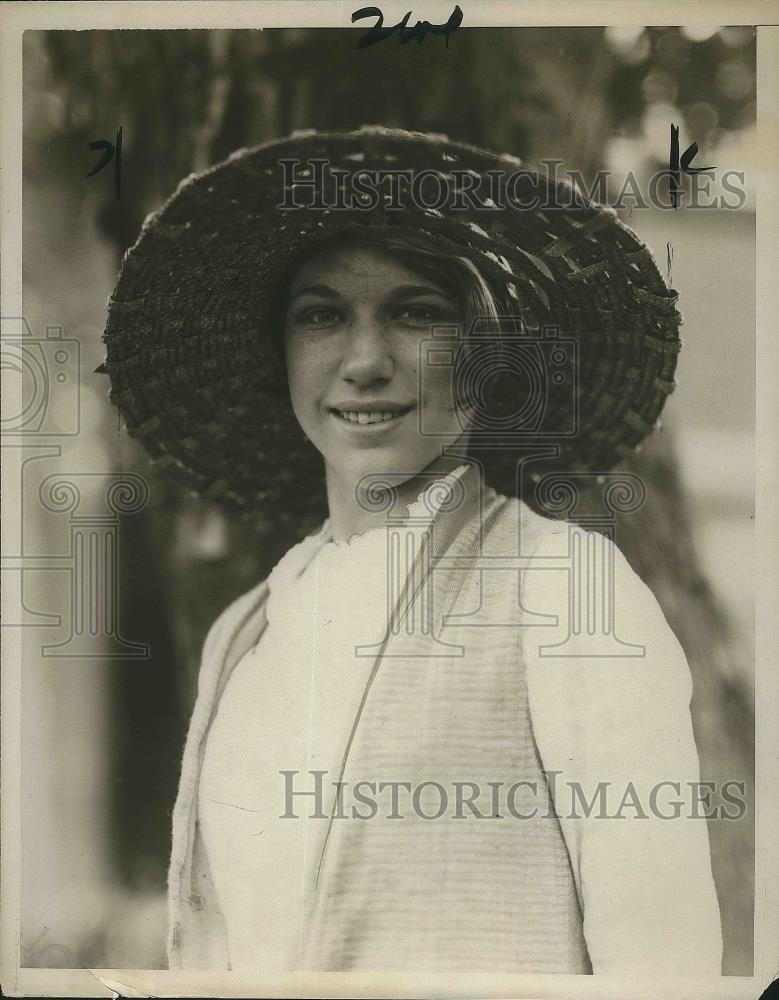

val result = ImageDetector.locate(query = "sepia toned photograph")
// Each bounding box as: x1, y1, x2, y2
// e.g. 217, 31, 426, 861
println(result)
1, 3, 777, 998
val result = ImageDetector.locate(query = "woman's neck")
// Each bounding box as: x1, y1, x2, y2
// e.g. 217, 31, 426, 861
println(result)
324, 451, 470, 544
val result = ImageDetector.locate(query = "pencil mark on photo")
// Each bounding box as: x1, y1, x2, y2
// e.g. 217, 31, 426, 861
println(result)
86, 126, 123, 199
669, 122, 716, 211
352, 4, 463, 49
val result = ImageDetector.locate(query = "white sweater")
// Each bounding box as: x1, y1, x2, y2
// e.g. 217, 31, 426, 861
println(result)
168, 463, 723, 975
198, 467, 470, 972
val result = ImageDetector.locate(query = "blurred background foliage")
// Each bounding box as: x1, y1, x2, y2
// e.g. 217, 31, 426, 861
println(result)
22, 25, 755, 972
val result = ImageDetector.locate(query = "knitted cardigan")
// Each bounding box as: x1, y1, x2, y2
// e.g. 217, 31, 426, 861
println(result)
167, 466, 723, 975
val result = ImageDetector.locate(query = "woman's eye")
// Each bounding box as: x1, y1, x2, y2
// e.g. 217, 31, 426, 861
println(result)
396, 305, 442, 325
297, 307, 340, 326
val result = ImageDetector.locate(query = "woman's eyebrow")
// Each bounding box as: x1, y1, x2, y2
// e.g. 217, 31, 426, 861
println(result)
288, 283, 455, 304
288, 284, 341, 302
387, 284, 453, 300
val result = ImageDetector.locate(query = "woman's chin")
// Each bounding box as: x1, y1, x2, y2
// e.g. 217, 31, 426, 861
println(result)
325, 447, 442, 492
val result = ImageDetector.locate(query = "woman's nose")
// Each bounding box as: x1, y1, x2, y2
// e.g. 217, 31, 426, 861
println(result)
339, 320, 394, 384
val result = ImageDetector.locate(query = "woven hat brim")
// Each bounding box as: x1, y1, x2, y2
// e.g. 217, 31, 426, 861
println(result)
101, 126, 681, 517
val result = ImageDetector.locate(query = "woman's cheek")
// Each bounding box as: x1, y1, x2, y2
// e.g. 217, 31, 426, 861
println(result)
285, 372, 321, 445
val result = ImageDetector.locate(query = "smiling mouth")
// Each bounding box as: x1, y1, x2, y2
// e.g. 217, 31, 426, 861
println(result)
331, 407, 412, 426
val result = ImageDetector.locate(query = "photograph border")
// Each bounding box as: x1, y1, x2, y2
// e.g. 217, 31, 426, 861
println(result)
2, 3, 778, 997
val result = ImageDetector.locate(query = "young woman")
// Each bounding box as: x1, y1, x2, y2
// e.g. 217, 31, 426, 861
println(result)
101, 127, 723, 977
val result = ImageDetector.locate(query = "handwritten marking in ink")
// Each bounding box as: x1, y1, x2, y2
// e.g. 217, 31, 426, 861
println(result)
87, 125, 123, 199
352, 5, 463, 48
669, 123, 714, 210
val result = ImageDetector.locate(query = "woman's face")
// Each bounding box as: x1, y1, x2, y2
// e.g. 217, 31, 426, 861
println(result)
283, 241, 470, 490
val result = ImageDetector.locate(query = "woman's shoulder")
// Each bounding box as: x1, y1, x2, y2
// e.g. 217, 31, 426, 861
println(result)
265, 521, 330, 591
201, 522, 327, 645
484, 492, 581, 557
489, 490, 690, 677
487, 493, 647, 576
513, 500, 694, 709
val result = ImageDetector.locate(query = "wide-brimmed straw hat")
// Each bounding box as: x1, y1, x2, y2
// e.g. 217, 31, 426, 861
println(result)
99, 125, 681, 524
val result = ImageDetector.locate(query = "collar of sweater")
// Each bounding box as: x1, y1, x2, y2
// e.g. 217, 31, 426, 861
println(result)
266, 462, 475, 599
